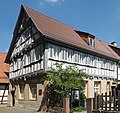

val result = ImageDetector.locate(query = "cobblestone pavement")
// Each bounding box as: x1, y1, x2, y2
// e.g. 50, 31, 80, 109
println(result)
0, 106, 43, 113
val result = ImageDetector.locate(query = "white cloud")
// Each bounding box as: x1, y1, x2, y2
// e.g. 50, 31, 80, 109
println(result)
45, 0, 64, 4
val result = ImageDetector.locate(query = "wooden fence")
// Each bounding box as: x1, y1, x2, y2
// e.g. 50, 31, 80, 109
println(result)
92, 90, 120, 113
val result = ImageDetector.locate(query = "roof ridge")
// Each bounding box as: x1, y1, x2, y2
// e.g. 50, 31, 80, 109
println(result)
22, 5, 77, 30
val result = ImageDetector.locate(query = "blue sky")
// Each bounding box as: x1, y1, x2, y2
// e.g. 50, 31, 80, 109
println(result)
0, 0, 120, 52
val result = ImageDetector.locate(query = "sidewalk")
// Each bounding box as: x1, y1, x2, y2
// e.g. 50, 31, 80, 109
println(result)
0, 107, 44, 113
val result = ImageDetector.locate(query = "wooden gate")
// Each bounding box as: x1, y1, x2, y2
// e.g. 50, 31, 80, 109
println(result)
92, 90, 120, 113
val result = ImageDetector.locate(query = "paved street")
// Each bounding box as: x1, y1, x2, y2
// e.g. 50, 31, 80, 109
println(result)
0, 106, 42, 113
0, 106, 87, 113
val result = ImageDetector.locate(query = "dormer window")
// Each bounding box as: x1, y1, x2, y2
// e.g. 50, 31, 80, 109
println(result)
89, 38, 94, 47
74, 30, 95, 47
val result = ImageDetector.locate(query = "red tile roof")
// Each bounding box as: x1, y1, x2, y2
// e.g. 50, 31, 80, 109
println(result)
0, 53, 9, 83
22, 5, 120, 60
5, 5, 120, 63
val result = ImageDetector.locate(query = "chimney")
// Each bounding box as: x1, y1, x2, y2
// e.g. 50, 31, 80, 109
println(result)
111, 41, 117, 47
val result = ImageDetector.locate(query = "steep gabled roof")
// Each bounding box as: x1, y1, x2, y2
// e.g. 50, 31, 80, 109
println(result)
23, 5, 120, 60
5, 5, 120, 63
0, 52, 9, 83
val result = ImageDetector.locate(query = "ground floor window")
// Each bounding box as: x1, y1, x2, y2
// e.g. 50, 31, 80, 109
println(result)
94, 81, 100, 95
19, 83, 25, 99
29, 83, 37, 100
106, 82, 110, 93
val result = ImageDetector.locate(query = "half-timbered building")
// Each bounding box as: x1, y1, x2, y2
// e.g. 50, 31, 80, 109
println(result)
5, 5, 120, 109
109, 42, 120, 82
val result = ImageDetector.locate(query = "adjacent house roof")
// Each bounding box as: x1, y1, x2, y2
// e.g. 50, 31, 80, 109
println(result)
5, 5, 120, 63
109, 44, 120, 57
0, 53, 9, 83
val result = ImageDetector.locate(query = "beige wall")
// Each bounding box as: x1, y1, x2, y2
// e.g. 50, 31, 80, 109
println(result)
24, 84, 29, 101
86, 78, 117, 98
87, 79, 94, 98
100, 80, 107, 94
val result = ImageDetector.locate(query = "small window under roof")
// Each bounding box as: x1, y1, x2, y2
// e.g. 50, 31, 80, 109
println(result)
75, 30, 95, 47
89, 38, 94, 48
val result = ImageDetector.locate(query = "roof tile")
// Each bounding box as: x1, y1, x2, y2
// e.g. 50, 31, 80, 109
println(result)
23, 5, 120, 60
0, 53, 9, 83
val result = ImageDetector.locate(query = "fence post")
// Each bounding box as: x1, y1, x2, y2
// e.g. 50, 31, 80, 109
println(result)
63, 97, 70, 113
105, 92, 107, 111
97, 95, 100, 110
113, 89, 116, 111
118, 90, 120, 111
101, 93, 103, 110
109, 91, 112, 111
87, 98, 94, 113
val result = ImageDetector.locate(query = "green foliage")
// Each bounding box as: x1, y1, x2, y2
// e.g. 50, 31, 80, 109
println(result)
70, 106, 86, 113
45, 63, 89, 97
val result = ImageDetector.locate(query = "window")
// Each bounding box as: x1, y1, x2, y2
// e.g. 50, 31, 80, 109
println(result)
35, 46, 40, 61
31, 49, 35, 62
113, 62, 116, 71
94, 81, 100, 95
53, 46, 60, 59
17, 58, 21, 69
14, 60, 17, 71
101, 59, 106, 69
89, 38, 94, 47
87, 55, 90, 65
64, 49, 68, 60
106, 82, 110, 93
49, 44, 53, 58
19, 83, 25, 100
68, 50, 73, 62
79, 53, 82, 64
29, 83, 37, 100
75, 52, 79, 63
62, 48, 65, 60
49, 44, 61, 60
25, 52, 30, 66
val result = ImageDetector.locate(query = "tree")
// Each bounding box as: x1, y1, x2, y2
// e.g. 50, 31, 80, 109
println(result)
42, 63, 89, 112
45, 63, 88, 98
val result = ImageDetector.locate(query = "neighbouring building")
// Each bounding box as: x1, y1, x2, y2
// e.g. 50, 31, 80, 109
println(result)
5, 5, 120, 109
0, 52, 9, 104
109, 42, 120, 82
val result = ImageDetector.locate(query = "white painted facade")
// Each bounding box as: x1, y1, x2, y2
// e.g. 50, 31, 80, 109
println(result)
47, 43, 117, 79
9, 41, 118, 98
